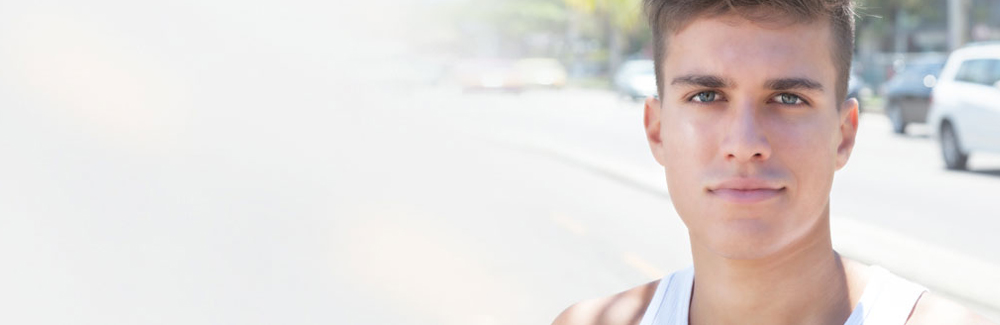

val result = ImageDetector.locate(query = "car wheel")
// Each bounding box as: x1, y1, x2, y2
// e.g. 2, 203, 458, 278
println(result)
887, 103, 907, 134
941, 122, 968, 170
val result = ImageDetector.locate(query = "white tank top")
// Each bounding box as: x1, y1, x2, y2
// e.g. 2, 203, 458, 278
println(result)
638, 265, 927, 325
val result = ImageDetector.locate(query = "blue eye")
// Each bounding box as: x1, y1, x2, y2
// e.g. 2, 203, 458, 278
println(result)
774, 93, 805, 105
692, 91, 718, 103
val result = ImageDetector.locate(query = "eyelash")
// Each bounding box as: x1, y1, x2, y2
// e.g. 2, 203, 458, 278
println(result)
772, 93, 809, 106
686, 91, 810, 106
688, 91, 723, 103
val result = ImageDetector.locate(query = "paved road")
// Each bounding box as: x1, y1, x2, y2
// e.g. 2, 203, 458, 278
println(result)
2, 1, 998, 323
399, 86, 1000, 320
6, 79, 998, 324
419, 87, 1000, 266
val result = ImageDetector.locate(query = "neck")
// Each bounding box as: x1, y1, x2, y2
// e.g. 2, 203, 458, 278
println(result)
688, 206, 854, 325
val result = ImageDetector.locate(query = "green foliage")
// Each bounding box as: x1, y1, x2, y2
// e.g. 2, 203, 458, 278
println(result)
856, 0, 943, 22
563, 0, 644, 32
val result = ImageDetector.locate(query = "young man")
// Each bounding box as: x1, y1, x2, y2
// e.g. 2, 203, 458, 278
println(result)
553, 0, 993, 324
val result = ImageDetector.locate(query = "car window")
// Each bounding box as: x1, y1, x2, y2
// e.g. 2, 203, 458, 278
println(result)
901, 67, 924, 80
910, 63, 944, 77
990, 59, 1000, 86
955, 59, 995, 85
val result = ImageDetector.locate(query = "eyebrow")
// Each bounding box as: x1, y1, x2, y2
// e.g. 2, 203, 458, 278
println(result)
670, 74, 825, 92
765, 78, 824, 92
670, 75, 732, 88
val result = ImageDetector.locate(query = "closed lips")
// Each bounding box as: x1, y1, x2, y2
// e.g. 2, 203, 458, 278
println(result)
708, 179, 785, 203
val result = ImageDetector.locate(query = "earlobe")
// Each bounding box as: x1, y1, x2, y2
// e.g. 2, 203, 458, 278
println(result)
644, 97, 668, 166
835, 98, 859, 170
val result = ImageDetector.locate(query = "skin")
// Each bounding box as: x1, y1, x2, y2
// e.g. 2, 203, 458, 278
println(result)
553, 12, 993, 325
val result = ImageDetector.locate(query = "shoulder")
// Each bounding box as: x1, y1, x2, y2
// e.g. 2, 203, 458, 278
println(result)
905, 292, 996, 325
551, 279, 660, 325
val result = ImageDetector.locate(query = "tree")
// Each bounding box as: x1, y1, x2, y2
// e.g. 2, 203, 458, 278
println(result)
855, 0, 951, 52
564, 0, 645, 75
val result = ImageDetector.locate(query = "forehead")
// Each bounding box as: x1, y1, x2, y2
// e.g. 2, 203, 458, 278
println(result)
663, 14, 836, 90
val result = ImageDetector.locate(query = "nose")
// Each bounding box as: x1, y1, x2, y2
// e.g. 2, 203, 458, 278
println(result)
720, 102, 771, 163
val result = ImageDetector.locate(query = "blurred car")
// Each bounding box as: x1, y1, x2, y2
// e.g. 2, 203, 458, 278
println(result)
927, 42, 1000, 170
883, 58, 946, 133
514, 58, 567, 88
453, 59, 523, 92
613, 59, 657, 101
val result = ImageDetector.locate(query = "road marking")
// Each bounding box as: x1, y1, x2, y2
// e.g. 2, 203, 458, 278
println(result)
622, 251, 665, 280
551, 212, 587, 236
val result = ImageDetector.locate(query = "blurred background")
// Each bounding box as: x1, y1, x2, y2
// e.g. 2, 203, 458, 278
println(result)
1, 0, 999, 324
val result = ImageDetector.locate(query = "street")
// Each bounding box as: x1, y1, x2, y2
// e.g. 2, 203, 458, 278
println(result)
1, 2, 998, 322
5, 78, 999, 323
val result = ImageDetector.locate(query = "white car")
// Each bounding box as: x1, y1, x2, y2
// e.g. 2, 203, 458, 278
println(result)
926, 43, 1000, 170
613, 60, 658, 101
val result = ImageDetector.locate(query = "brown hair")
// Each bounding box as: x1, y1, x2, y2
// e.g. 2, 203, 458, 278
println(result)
643, 0, 856, 103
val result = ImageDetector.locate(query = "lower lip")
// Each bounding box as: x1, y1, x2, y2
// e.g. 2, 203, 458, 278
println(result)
709, 188, 784, 204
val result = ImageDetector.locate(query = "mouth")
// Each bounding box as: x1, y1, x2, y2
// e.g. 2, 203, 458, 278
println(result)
707, 179, 785, 204
708, 188, 785, 204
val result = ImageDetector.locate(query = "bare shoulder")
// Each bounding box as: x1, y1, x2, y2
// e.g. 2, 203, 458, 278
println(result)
551, 280, 660, 325
905, 292, 996, 325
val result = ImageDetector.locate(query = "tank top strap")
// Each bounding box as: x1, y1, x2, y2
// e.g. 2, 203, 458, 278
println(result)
843, 265, 928, 325
639, 266, 694, 325
641, 265, 925, 325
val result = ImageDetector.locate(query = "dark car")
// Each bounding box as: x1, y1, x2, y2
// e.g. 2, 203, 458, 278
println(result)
883, 59, 946, 134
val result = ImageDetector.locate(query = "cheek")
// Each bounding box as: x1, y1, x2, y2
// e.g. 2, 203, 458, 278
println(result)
662, 117, 716, 196
661, 112, 717, 225
768, 118, 838, 196
662, 110, 718, 164
661, 121, 699, 191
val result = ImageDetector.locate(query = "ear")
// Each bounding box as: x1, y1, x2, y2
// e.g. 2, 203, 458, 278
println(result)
835, 98, 859, 170
644, 96, 668, 166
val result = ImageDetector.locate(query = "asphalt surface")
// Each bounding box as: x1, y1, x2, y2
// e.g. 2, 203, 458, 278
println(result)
6, 79, 999, 323
2, 1, 999, 323
417, 87, 1000, 264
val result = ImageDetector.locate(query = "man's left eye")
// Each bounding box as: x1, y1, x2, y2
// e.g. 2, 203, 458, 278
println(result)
773, 93, 805, 105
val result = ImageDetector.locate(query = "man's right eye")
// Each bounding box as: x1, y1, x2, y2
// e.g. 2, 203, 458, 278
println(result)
690, 91, 719, 103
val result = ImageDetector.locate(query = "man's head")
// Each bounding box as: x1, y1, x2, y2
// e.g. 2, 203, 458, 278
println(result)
641, 0, 859, 260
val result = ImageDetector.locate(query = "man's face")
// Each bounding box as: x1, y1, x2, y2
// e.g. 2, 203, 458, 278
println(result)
643, 14, 858, 259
